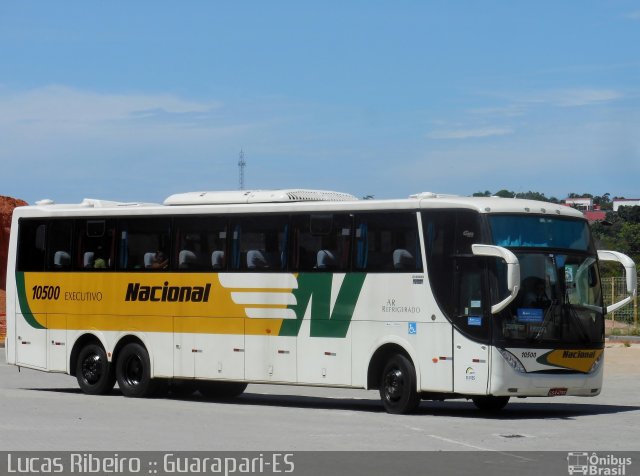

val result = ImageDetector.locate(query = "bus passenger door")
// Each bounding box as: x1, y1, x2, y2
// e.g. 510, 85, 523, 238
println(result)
452, 258, 490, 394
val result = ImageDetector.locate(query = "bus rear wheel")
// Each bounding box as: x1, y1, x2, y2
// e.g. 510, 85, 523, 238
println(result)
379, 354, 420, 414
472, 396, 510, 412
76, 343, 115, 395
115, 343, 159, 398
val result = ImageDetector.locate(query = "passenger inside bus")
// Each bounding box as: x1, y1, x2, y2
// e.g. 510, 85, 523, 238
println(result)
147, 250, 168, 270
93, 246, 107, 269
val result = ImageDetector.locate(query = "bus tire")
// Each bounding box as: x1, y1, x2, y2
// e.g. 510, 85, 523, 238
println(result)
472, 396, 510, 412
115, 343, 158, 398
76, 343, 116, 395
379, 354, 420, 414
198, 381, 248, 399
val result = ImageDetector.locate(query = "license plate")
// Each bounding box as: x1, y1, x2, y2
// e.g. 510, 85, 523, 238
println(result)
548, 387, 568, 397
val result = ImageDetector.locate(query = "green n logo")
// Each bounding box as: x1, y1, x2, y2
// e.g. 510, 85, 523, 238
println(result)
279, 273, 366, 338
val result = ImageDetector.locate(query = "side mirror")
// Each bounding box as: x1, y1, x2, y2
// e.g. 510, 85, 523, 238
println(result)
472, 244, 521, 314
597, 250, 637, 314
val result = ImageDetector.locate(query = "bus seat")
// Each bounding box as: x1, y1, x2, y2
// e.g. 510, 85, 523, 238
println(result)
211, 250, 225, 269
317, 249, 337, 269
54, 251, 71, 269
83, 251, 95, 268
393, 249, 414, 270
178, 250, 198, 269
247, 250, 270, 269
144, 252, 156, 269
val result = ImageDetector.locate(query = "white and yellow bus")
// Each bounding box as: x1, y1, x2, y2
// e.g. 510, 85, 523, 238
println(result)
5, 190, 637, 413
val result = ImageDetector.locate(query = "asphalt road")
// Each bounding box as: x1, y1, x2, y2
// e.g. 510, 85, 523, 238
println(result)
0, 347, 639, 453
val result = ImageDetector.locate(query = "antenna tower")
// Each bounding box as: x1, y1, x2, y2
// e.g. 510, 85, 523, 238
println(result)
238, 149, 246, 190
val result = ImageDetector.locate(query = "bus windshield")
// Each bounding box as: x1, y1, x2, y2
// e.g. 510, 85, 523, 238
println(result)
489, 215, 593, 251
489, 215, 604, 348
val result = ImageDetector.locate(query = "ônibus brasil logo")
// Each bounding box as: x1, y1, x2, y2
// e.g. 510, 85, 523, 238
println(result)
567, 452, 632, 475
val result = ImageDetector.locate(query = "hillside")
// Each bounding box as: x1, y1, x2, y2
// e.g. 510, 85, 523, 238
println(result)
1, 195, 28, 343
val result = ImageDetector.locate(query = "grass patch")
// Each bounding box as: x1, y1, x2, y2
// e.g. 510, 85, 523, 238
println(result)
609, 327, 640, 337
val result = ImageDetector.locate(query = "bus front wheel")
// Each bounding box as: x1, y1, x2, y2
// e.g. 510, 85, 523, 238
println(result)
379, 354, 420, 414
76, 343, 116, 395
115, 343, 159, 398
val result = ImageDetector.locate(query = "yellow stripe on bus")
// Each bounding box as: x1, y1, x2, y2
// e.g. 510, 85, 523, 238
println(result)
21, 272, 290, 335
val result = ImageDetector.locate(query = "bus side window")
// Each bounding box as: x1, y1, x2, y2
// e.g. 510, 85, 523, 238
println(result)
17, 219, 47, 271
291, 214, 328, 271
47, 220, 73, 271
354, 212, 422, 272
173, 216, 228, 271
233, 215, 288, 271
77, 219, 115, 270
291, 214, 352, 272
117, 218, 171, 271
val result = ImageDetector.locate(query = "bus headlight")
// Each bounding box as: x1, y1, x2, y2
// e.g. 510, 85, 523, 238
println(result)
589, 353, 603, 374
497, 348, 526, 373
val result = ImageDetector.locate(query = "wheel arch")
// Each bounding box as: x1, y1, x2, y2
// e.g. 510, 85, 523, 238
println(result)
366, 340, 421, 390
70, 332, 151, 376
112, 334, 149, 373
69, 333, 108, 377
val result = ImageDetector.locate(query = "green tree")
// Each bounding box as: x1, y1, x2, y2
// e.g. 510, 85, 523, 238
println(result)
567, 192, 593, 199
617, 205, 640, 224
619, 222, 640, 260
472, 190, 558, 203
593, 193, 612, 210
494, 189, 515, 198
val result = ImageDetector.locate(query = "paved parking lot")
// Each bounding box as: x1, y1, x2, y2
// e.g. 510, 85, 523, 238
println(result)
0, 344, 638, 452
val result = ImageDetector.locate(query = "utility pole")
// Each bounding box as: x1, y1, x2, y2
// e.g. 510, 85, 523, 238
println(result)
238, 149, 246, 190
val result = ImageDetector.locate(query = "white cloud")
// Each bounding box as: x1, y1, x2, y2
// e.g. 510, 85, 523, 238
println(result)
466, 105, 526, 118
0, 85, 269, 204
519, 88, 623, 108
626, 10, 640, 20
0, 85, 220, 126
427, 126, 514, 140
408, 112, 640, 200
553, 88, 623, 107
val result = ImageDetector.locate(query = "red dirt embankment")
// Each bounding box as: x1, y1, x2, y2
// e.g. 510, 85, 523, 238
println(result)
1, 195, 28, 341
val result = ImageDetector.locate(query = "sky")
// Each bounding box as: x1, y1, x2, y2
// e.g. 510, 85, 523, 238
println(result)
1, 1, 639, 205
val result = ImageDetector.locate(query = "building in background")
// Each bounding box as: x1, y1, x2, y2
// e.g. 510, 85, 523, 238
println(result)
563, 197, 607, 223
564, 197, 594, 211
613, 198, 640, 212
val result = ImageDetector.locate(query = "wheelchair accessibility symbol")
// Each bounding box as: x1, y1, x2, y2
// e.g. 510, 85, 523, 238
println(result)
408, 322, 417, 335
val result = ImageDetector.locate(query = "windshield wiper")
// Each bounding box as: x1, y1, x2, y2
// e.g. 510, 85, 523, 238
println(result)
531, 301, 557, 343
566, 302, 592, 345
